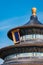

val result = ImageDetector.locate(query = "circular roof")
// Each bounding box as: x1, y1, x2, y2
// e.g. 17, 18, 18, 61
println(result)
7, 15, 43, 40
7, 8, 43, 40
0, 42, 43, 59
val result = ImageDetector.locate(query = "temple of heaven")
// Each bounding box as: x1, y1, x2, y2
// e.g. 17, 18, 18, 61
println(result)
0, 8, 43, 65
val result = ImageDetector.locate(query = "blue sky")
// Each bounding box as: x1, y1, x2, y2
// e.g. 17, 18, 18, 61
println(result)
0, 0, 43, 64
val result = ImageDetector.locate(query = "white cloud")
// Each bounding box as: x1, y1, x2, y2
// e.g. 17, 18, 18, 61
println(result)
0, 14, 30, 30
0, 25, 11, 30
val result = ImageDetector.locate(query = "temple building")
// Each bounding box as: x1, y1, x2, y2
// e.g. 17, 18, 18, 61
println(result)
0, 8, 43, 65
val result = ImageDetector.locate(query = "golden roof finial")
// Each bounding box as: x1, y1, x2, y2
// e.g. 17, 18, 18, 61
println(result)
32, 7, 36, 16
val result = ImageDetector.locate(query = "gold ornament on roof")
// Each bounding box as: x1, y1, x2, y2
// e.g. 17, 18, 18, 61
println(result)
32, 7, 36, 16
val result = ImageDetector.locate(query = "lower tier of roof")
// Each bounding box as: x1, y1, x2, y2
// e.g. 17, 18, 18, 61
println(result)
0, 41, 43, 59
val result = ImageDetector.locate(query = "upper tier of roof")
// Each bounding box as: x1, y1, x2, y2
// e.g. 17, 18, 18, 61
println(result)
7, 8, 43, 40
24, 15, 42, 26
